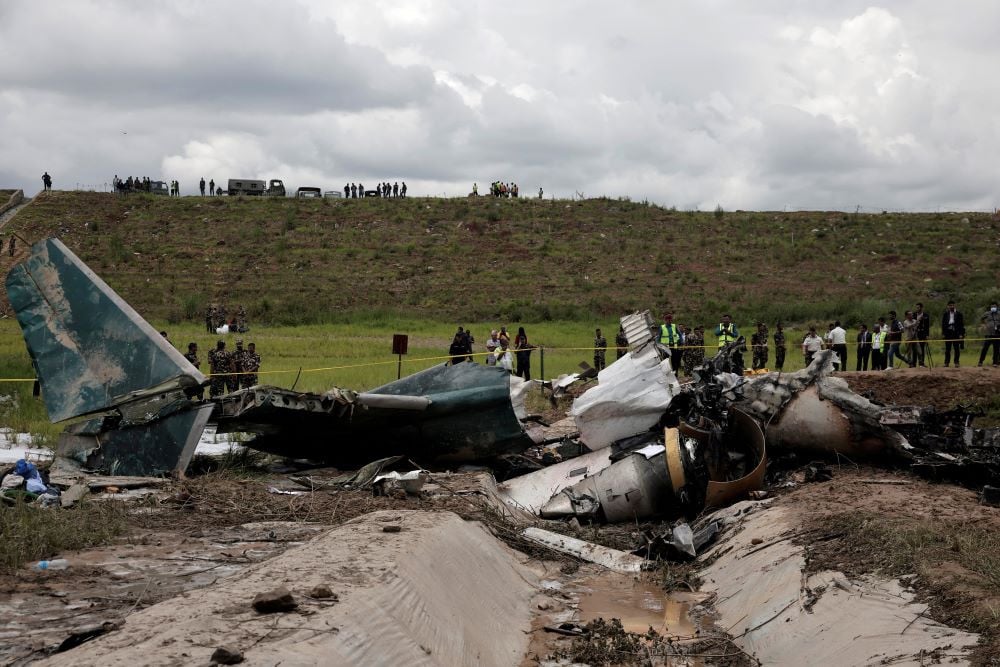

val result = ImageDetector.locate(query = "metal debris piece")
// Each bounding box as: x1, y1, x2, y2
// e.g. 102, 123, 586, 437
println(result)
521, 527, 648, 573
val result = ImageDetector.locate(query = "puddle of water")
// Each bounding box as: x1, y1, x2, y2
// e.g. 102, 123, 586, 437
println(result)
576, 572, 697, 637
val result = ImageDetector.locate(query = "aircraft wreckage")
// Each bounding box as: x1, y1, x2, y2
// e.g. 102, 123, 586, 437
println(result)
7, 238, 1000, 522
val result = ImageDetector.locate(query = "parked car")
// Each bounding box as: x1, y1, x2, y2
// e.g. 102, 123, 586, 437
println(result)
150, 180, 169, 196
296, 187, 322, 198
323, 191, 343, 198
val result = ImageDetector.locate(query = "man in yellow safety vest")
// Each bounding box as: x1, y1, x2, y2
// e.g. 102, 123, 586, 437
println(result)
659, 312, 684, 374
715, 314, 744, 375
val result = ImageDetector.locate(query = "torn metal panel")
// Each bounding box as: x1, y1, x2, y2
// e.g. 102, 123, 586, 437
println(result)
737, 351, 910, 458
54, 403, 213, 477
216, 362, 532, 465
497, 447, 618, 514
539, 444, 672, 522
620, 310, 657, 351
570, 343, 681, 451
521, 527, 647, 573
5, 238, 205, 422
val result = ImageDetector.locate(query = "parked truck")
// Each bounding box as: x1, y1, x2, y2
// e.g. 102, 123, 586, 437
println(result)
227, 179, 286, 197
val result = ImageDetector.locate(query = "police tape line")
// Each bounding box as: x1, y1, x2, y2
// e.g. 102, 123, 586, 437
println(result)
0, 336, 997, 383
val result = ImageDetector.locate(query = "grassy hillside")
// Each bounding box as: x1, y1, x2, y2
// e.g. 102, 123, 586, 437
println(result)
3, 191, 998, 328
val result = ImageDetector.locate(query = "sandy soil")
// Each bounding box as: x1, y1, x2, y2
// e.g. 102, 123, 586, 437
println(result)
776, 465, 1000, 665
840, 365, 1000, 420
5, 366, 999, 665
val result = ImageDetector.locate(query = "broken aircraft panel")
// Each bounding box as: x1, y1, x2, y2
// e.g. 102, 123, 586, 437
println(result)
5, 238, 205, 422
216, 363, 533, 465
523, 408, 765, 523
569, 342, 681, 451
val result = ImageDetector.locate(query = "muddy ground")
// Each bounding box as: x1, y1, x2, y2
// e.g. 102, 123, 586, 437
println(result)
3, 367, 999, 665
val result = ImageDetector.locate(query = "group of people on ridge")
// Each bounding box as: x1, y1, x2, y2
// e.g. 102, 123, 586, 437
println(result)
344, 182, 407, 198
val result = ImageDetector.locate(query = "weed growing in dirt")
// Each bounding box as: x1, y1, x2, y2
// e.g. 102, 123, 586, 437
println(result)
549, 618, 753, 666
0, 500, 128, 572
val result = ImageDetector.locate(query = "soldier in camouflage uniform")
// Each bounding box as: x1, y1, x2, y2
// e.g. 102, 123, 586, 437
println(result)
229, 340, 245, 393
205, 304, 216, 333
751, 322, 769, 370
184, 342, 205, 399
593, 329, 607, 371
773, 323, 786, 371
615, 324, 628, 359
236, 304, 247, 333
217, 304, 228, 331
208, 340, 230, 397
683, 326, 705, 376
241, 342, 261, 389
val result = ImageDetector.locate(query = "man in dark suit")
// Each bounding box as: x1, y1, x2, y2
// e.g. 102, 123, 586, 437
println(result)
942, 301, 965, 367
856, 324, 872, 371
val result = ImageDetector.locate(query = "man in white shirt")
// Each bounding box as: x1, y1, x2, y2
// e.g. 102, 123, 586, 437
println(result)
802, 326, 825, 366
828, 321, 847, 371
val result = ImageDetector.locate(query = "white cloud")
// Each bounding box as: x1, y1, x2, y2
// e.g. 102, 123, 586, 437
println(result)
0, 1, 997, 210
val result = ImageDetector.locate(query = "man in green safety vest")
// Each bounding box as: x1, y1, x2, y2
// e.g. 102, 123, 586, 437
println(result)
658, 312, 684, 374
715, 314, 744, 375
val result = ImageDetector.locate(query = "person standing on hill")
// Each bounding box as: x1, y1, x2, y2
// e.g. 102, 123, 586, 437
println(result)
199, 178, 206, 196
208, 179, 215, 196
401, 182, 407, 198
773, 323, 786, 371
593, 328, 607, 372
978, 302, 1000, 366
942, 301, 965, 367
514, 327, 532, 380
42, 172, 52, 191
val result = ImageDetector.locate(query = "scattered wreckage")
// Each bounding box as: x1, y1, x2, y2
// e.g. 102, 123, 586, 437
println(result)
6, 237, 1000, 524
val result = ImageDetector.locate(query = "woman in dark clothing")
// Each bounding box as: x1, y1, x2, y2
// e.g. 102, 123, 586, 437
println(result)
448, 333, 467, 365
514, 326, 532, 380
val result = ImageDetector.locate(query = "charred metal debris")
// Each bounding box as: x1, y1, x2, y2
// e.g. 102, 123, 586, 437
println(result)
7, 239, 1000, 521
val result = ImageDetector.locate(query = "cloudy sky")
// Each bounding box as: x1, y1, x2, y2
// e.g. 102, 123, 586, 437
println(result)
1, 1, 997, 210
